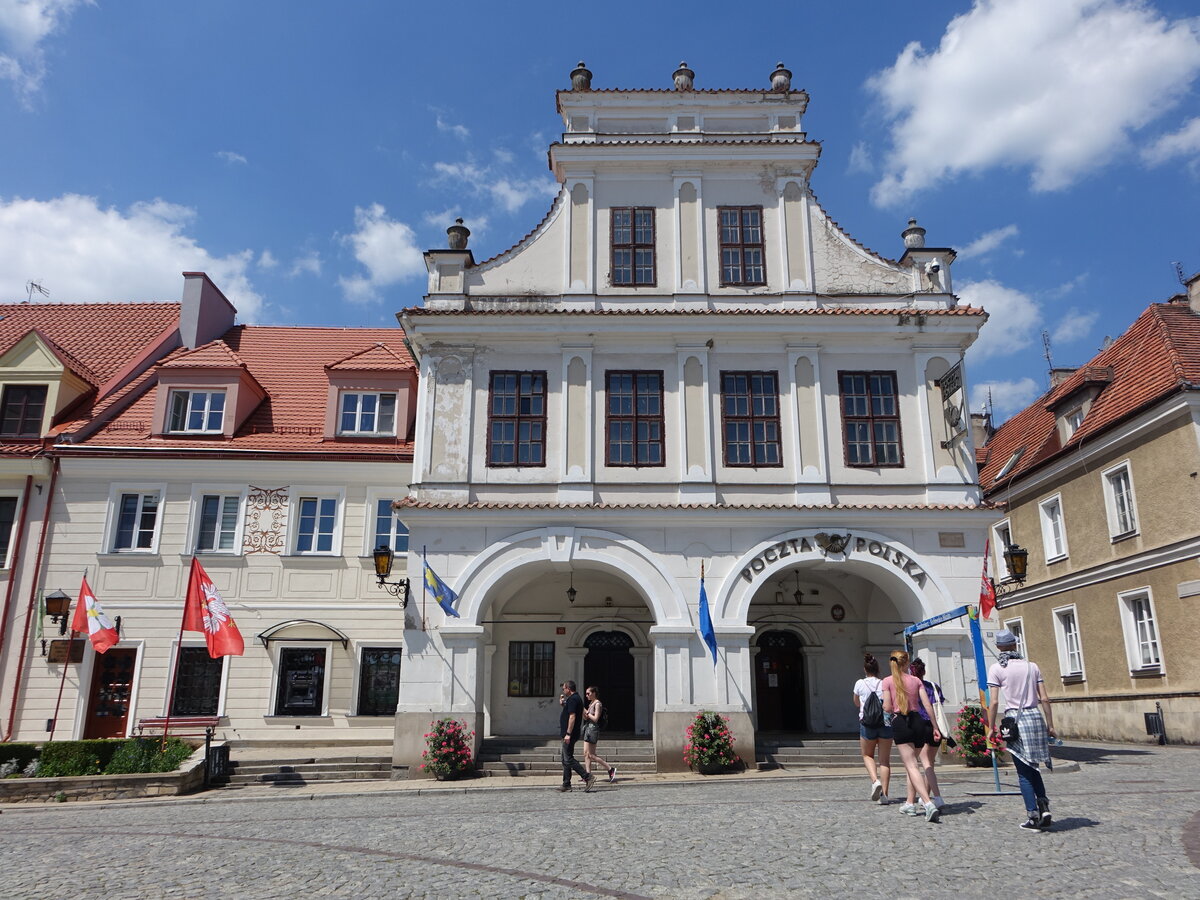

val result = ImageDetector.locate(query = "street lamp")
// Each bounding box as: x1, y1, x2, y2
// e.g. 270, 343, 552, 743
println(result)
44, 589, 71, 635
372, 545, 411, 608
566, 571, 577, 604
1002, 543, 1029, 584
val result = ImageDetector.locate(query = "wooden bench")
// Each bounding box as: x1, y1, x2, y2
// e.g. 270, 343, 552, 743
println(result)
135, 716, 221, 738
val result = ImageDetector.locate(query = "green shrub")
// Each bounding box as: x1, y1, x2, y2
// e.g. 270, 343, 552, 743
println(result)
0, 743, 39, 772
104, 737, 191, 775
37, 740, 124, 777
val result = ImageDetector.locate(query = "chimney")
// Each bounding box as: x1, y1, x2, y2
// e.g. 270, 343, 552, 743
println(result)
970, 411, 992, 450
180, 272, 237, 349
1187, 271, 1200, 315
1049, 367, 1078, 387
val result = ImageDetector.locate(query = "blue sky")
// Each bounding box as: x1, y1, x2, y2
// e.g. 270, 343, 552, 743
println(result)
2, 0, 1199, 421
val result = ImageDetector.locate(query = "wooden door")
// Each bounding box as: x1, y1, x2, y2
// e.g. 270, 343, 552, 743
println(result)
583, 631, 635, 733
83, 648, 137, 739
755, 631, 805, 732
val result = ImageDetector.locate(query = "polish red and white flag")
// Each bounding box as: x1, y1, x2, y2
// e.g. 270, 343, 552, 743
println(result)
980, 539, 997, 620
71, 576, 120, 653
182, 557, 245, 658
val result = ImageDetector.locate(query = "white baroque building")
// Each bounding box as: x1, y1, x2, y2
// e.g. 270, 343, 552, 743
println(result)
393, 63, 994, 772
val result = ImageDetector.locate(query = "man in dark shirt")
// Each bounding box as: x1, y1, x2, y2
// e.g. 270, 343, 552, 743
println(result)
558, 680, 594, 792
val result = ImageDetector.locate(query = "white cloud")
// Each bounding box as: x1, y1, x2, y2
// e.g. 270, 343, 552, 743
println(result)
868, 0, 1200, 206
960, 278, 1042, 362
0, 193, 264, 318
847, 141, 873, 175
288, 251, 321, 278
257, 249, 277, 270
216, 150, 247, 165
0, 0, 90, 104
1053, 308, 1100, 344
1142, 116, 1200, 165
1047, 273, 1089, 299
337, 203, 424, 304
435, 113, 469, 140
959, 224, 1019, 260
970, 377, 1042, 418
432, 159, 557, 214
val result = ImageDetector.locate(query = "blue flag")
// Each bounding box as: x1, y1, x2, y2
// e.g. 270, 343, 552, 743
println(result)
424, 559, 460, 619
698, 576, 717, 665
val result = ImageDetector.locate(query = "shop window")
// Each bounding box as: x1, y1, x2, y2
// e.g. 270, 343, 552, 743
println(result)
508, 641, 555, 697
357, 647, 403, 715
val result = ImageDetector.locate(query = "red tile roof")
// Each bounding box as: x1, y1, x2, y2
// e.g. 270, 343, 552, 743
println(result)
980, 300, 1200, 492
404, 305, 984, 317
69, 326, 415, 458
0, 302, 179, 386
326, 343, 414, 372
397, 499, 992, 512
159, 341, 249, 370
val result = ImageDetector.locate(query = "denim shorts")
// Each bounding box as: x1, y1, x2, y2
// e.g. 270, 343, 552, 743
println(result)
860, 723, 893, 741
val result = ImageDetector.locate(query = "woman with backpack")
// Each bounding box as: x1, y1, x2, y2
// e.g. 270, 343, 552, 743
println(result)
852, 654, 892, 805
582, 686, 617, 783
882, 648, 942, 823
908, 657, 946, 810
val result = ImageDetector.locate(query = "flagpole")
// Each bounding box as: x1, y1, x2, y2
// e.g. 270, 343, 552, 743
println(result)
48, 570, 87, 742
421, 545, 428, 632
161, 558, 194, 750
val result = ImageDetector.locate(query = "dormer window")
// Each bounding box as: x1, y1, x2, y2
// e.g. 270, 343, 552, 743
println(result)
339, 392, 397, 436
1064, 406, 1085, 438
996, 449, 1024, 480
168, 390, 226, 434
0, 385, 47, 438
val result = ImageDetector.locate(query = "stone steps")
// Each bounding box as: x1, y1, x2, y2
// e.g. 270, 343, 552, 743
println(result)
215, 757, 393, 786
755, 738, 862, 770
476, 736, 655, 778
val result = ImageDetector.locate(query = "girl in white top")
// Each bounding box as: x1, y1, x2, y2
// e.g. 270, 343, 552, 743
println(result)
852, 653, 892, 804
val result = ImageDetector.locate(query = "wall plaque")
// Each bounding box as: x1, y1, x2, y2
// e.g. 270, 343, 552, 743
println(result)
48, 639, 85, 664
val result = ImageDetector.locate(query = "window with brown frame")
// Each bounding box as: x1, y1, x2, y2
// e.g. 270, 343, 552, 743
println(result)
611, 208, 656, 286
606, 371, 664, 466
718, 206, 766, 286
721, 371, 781, 466
508, 641, 555, 697
488, 371, 547, 467
0, 385, 47, 438
839, 371, 903, 467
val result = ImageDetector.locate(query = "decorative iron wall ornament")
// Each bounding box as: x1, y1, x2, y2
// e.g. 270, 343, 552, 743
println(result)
814, 532, 852, 555
243, 485, 289, 554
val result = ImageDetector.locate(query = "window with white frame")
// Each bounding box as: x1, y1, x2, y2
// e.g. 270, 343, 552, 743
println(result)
195, 493, 242, 553
1118, 589, 1161, 671
1039, 494, 1068, 561
1053, 605, 1084, 677
168, 390, 226, 433
371, 498, 409, 554
294, 495, 340, 554
992, 520, 1013, 581
111, 490, 162, 552
1064, 406, 1085, 438
0, 495, 18, 567
339, 392, 397, 436
1102, 462, 1138, 538
1004, 618, 1027, 657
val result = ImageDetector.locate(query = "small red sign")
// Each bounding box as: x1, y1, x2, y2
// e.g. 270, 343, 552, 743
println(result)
556, 626, 566, 635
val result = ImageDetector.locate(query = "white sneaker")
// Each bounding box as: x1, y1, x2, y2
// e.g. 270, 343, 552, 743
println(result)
870, 781, 883, 801
899, 803, 922, 816
878, 794, 891, 806
932, 795, 945, 809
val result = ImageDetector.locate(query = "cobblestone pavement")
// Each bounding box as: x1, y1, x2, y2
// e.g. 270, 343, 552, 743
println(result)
0, 742, 1197, 899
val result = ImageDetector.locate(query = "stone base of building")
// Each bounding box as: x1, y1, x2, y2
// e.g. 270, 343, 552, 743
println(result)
393, 710, 486, 778
654, 709, 757, 773
1053, 694, 1199, 745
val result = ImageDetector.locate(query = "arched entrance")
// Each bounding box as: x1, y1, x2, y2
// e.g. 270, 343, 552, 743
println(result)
583, 631, 635, 732
754, 630, 805, 732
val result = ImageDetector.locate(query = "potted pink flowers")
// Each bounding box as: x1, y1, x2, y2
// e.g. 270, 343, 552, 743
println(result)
683, 711, 741, 774
420, 718, 475, 780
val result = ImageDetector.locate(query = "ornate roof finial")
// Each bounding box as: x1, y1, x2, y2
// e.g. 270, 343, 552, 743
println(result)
770, 62, 792, 92
902, 217, 926, 249
570, 61, 592, 91
673, 61, 695, 91
447, 218, 470, 251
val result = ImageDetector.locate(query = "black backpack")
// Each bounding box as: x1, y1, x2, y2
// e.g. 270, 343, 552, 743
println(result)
861, 685, 885, 728
598, 704, 610, 731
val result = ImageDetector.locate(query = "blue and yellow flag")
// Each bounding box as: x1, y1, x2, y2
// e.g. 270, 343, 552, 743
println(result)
423, 557, 460, 619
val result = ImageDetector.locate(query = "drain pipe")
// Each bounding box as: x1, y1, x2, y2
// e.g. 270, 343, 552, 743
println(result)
2, 457, 60, 742
0, 474, 35, 685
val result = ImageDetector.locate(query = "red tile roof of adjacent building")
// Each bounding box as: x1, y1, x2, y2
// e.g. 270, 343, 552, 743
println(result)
69, 325, 415, 458
404, 305, 984, 317
396, 499, 992, 512
980, 300, 1200, 492
326, 343, 415, 372
0, 302, 180, 386
159, 341, 249, 370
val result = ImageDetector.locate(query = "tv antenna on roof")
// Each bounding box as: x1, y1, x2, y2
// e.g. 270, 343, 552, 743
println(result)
1042, 329, 1054, 374
1173, 262, 1188, 287
25, 281, 49, 303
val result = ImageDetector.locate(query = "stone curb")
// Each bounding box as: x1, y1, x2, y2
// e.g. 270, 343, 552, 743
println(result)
0, 760, 1078, 815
